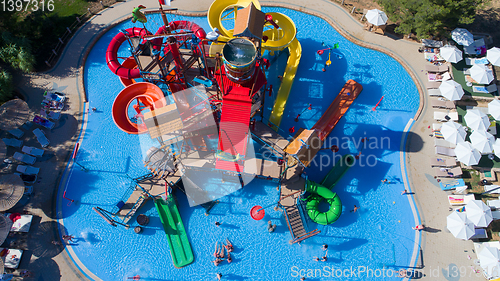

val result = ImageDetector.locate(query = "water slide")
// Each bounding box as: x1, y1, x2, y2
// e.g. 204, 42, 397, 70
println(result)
154, 196, 194, 268
106, 27, 150, 79
207, 0, 262, 39
312, 79, 363, 141
112, 82, 166, 134
321, 154, 355, 188
304, 180, 342, 225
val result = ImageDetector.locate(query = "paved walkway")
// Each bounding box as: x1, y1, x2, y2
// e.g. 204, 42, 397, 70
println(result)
13, 0, 484, 280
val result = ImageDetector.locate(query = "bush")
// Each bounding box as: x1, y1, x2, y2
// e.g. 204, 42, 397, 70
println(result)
0, 68, 13, 103
0, 33, 35, 73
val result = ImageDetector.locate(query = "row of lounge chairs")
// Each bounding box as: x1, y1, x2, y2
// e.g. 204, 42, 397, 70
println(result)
3, 129, 49, 148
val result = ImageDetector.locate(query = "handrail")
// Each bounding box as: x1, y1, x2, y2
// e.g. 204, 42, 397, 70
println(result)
279, 190, 301, 202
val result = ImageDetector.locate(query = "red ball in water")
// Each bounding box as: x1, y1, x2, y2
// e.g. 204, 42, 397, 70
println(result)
250, 206, 265, 220
317, 50, 324, 55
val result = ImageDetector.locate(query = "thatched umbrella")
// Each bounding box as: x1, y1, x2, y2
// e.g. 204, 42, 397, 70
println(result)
0, 215, 12, 247
0, 139, 6, 162
0, 174, 25, 211
0, 99, 30, 131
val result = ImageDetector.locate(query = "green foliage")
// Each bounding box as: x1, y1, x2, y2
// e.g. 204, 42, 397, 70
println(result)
0, 33, 35, 73
0, 68, 13, 103
377, 0, 490, 39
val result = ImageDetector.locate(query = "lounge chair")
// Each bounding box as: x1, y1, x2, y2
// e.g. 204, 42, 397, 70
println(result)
431, 99, 455, 109
0, 248, 23, 269
14, 173, 36, 184
463, 68, 471, 75
16, 165, 40, 175
39, 109, 61, 121
41, 99, 64, 111
13, 152, 36, 165
471, 228, 488, 240
487, 199, 500, 209
432, 123, 444, 138
472, 84, 498, 94
430, 157, 457, 167
20, 121, 33, 130
21, 146, 44, 157
33, 116, 55, 129
7, 129, 24, 139
428, 89, 442, 96
426, 81, 441, 89
434, 166, 463, 177
426, 64, 448, 73
435, 145, 456, 156
33, 128, 49, 148
6, 213, 33, 233
484, 185, 500, 194
448, 193, 475, 206
434, 111, 458, 122
1, 138, 22, 148
43, 91, 65, 103
434, 138, 456, 148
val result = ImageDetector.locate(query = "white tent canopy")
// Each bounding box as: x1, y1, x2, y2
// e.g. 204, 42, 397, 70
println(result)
441, 121, 466, 144
447, 211, 475, 240
439, 80, 464, 101
365, 9, 388, 26
440, 45, 463, 63
487, 47, 500, 66
465, 109, 491, 132
451, 28, 474, 46
454, 141, 481, 166
466, 200, 493, 227
470, 64, 494, 85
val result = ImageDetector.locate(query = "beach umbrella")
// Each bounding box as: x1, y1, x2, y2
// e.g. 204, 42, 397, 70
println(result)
365, 9, 388, 26
470, 130, 495, 154
489, 100, 500, 120
494, 139, 500, 158
451, 28, 474, 46
0, 99, 30, 131
0, 216, 12, 246
487, 47, 500, 66
465, 109, 491, 132
0, 174, 25, 211
439, 80, 464, 101
447, 211, 475, 240
440, 45, 463, 63
0, 139, 6, 162
466, 200, 493, 227
441, 121, 466, 144
479, 247, 500, 277
454, 141, 481, 166
470, 64, 494, 85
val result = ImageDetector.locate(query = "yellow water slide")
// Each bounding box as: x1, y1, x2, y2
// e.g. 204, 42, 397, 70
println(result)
207, 0, 302, 131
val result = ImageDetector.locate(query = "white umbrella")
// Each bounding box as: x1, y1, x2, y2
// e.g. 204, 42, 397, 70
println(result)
439, 80, 464, 101
470, 64, 494, 85
479, 247, 500, 278
365, 9, 388, 26
487, 47, 500, 66
470, 130, 495, 154
488, 100, 500, 120
451, 28, 474, 46
454, 141, 481, 166
441, 121, 466, 144
494, 139, 500, 159
440, 45, 463, 63
465, 109, 491, 131
466, 200, 493, 227
447, 211, 475, 240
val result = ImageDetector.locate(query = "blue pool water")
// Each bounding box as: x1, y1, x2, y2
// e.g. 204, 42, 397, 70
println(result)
58, 8, 420, 281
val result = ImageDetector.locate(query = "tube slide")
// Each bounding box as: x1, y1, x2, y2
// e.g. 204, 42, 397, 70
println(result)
321, 154, 355, 189
154, 196, 194, 268
261, 12, 296, 51
305, 180, 342, 225
119, 57, 138, 87
106, 27, 150, 79
312, 80, 363, 141
112, 82, 166, 134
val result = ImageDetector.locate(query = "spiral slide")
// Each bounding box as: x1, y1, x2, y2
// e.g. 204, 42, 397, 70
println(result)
112, 82, 166, 134
305, 180, 342, 225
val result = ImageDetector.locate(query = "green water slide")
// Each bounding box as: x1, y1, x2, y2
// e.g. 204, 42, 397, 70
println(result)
305, 180, 342, 225
154, 196, 194, 268
321, 154, 355, 188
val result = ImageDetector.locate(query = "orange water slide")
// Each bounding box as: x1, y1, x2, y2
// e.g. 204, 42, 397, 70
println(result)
312, 80, 363, 141
112, 82, 166, 134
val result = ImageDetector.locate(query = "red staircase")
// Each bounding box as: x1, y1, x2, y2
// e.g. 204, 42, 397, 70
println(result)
215, 86, 252, 172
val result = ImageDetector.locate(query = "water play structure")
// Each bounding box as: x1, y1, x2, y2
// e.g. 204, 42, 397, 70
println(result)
101, 0, 363, 268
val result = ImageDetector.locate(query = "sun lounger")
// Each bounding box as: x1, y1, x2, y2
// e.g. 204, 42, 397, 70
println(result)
39, 109, 61, 121
435, 145, 456, 156
431, 99, 455, 109
14, 173, 36, 184
428, 89, 442, 96
472, 84, 498, 94
430, 157, 457, 167
7, 129, 24, 139
5, 213, 33, 233
484, 185, 500, 194
448, 193, 475, 206
426, 81, 441, 89
43, 91, 65, 103
439, 178, 465, 189
432, 123, 444, 138
33, 116, 55, 129
20, 121, 33, 130
434, 138, 456, 148
41, 99, 64, 111
471, 228, 488, 240
16, 165, 39, 175
434, 111, 458, 122
463, 68, 471, 75
434, 166, 462, 177
21, 146, 44, 157
487, 200, 500, 209
0, 248, 23, 269
492, 210, 500, 220
13, 152, 36, 165
1, 138, 22, 148
33, 128, 49, 148
426, 64, 448, 73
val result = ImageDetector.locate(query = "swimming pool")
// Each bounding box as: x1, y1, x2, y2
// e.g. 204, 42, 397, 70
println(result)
58, 7, 420, 281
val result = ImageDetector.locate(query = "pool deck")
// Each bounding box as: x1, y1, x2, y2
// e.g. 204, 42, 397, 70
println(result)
12, 0, 484, 280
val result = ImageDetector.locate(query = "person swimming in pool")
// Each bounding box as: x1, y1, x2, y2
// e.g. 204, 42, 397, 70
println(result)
212, 258, 222, 266
227, 252, 232, 263
225, 239, 233, 252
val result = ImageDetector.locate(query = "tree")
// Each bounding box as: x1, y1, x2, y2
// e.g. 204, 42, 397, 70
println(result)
377, 0, 490, 39
0, 33, 35, 73
0, 68, 13, 103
